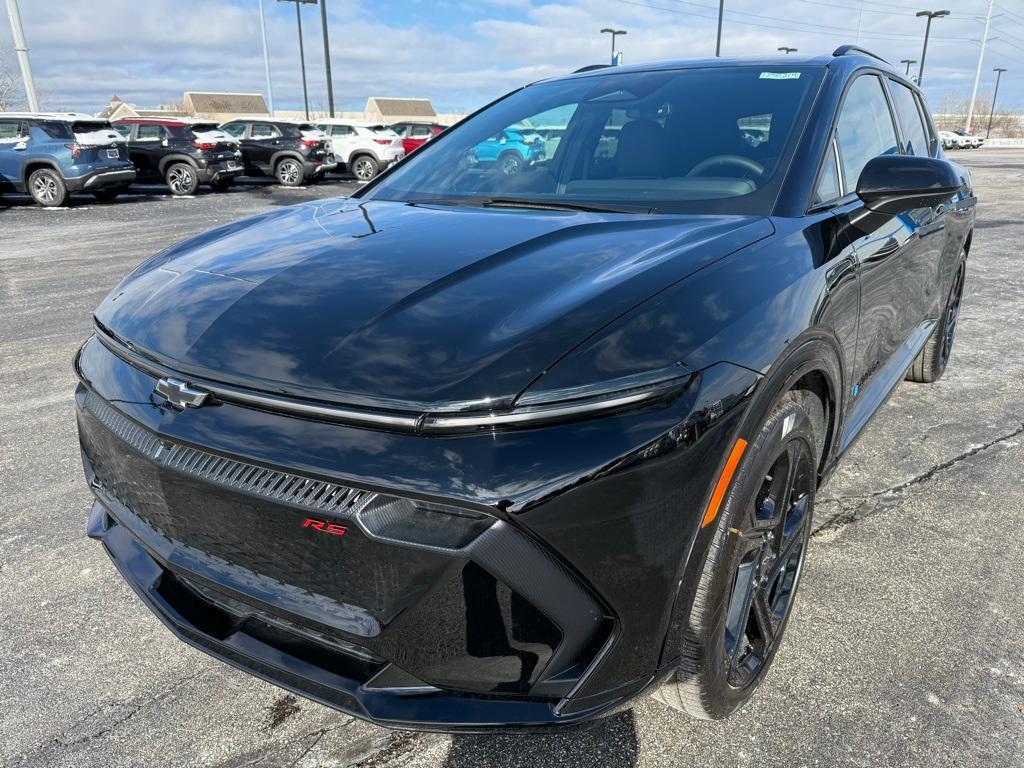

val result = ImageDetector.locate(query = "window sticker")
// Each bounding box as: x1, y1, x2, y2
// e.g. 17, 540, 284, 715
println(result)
760, 72, 801, 80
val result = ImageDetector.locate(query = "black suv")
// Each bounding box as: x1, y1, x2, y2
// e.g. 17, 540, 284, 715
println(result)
112, 119, 243, 196
219, 120, 331, 187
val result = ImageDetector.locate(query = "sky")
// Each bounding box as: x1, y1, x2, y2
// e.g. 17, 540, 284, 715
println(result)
1, 0, 1022, 117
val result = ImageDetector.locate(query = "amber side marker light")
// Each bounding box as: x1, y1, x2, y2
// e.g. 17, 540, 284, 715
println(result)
702, 438, 748, 528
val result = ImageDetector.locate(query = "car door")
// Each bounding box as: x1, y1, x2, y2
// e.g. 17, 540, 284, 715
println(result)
822, 73, 937, 446
0, 119, 29, 189
330, 124, 359, 164
248, 122, 282, 172
133, 124, 166, 178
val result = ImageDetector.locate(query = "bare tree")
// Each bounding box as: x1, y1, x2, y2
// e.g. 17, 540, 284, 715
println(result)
0, 42, 27, 112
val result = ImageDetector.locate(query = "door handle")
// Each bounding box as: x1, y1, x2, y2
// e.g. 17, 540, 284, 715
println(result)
13, 141, 27, 151
918, 220, 946, 237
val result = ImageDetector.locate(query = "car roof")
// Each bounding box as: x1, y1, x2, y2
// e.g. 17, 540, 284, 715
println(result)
0, 112, 104, 122
112, 117, 191, 127
539, 47, 898, 85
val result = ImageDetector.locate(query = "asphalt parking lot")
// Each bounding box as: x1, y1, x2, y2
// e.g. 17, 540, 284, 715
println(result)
2, 151, 1022, 768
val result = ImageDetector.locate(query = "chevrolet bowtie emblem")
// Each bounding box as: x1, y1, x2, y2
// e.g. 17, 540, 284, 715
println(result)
154, 377, 210, 409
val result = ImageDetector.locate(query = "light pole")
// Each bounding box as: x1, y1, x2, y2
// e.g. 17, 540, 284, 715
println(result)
986, 67, 1007, 138
901, 58, 917, 76
715, 0, 725, 57
915, 10, 949, 86
3, 0, 39, 111
778, 47, 798, 54
319, 0, 334, 118
279, 0, 316, 120
600, 28, 627, 64
964, 0, 994, 133
258, 0, 275, 116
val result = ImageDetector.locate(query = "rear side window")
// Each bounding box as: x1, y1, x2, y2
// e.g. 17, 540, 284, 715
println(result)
137, 125, 165, 141
112, 124, 132, 139
888, 80, 931, 157
222, 123, 246, 138
250, 123, 281, 139
834, 75, 899, 191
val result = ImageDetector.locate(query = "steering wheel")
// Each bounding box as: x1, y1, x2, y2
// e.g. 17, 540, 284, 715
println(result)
687, 154, 765, 180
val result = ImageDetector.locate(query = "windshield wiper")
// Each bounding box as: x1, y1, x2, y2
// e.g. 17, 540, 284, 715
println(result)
481, 197, 646, 214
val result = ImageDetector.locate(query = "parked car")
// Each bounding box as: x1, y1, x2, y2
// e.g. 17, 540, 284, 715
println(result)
219, 119, 331, 186
954, 129, 984, 149
389, 121, 445, 155
0, 113, 135, 207
470, 128, 544, 174
314, 119, 404, 181
112, 118, 243, 195
77, 47, 974, 731
938, 130, 965, 150
296, 123, 339, 175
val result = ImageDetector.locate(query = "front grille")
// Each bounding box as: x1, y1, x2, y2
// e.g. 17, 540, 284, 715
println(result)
82, 390, 376, 518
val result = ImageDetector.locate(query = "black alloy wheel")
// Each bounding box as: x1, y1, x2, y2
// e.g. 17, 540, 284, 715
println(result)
939, 261, 965, 369
906, 257, 966, 383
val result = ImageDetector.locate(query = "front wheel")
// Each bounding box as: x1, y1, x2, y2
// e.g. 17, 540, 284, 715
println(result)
906, 259, 965, 383
499, 151, 523, 175
28, 168, 69, 207
350, 154, 379, 182
275, 158, 304, 187
653, 392, 818, 720
165, 163, 199, 196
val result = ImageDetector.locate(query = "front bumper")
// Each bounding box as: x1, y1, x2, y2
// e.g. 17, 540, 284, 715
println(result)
75, 334, 759, 729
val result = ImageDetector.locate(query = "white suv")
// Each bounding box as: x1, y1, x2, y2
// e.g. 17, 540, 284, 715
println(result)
314, 119, 405, 181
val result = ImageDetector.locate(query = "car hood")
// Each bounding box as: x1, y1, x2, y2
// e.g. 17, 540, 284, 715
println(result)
95, 199, 773, 408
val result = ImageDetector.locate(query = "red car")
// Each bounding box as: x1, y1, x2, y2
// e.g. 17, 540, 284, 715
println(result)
389, 122, 446, 155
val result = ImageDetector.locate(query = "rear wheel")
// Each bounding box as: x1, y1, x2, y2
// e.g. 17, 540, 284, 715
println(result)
499, 151, 523, 175
275, 158, 304, 187
906, 258, 965, 383
165, 163, 199, 196
653, 392, 817, 720
350, 154, 379, 182
28, 168, 69, 207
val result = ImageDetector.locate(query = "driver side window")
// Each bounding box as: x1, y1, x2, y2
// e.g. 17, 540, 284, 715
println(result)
834, 75, 899, 193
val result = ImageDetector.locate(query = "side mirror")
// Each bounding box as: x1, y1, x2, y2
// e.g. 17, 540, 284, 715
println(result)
850, 154, 961, 234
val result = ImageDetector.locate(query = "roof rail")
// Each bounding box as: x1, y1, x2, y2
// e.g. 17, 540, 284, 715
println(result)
832, 45, 890, 65
573, 64, 610, 74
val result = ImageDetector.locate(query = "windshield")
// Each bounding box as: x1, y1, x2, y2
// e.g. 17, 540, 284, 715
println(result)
361, 66, 822, 214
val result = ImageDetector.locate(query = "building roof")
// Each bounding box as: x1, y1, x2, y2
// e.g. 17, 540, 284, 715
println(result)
366, 97, 436, 120
183, 92, 268, 115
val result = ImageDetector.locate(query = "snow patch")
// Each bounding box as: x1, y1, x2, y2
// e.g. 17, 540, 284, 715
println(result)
73, 129, 124, 147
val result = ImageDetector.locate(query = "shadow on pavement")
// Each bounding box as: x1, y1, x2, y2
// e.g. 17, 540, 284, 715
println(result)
442, 710, 639, 768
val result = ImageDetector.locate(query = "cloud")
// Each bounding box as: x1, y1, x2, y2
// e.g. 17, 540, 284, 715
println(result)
0, 0, 1019, 115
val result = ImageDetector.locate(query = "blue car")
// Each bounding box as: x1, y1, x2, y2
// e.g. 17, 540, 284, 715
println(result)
0, 113, 136, 207
472, 128, 543, 174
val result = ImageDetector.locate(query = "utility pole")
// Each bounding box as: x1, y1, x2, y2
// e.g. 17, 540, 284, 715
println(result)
986, 67, 1007, 138
901, 58, 917, 75
4, 0, 39, 111
600, 28, 627, 65
319, 0, 334, 117
915, 9, 950, 86
279, 0, 315, 120
715, 0, 724, 57
258, 0, 275, 116
964, 0, 995, 134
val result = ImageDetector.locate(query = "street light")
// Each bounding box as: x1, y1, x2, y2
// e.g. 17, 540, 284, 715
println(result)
901, 58, 918, 76
986, 67, 1008, 138
778, 46, 798, 54
279, 0, 317, 120
915, 10, 950, 86
600, 28, 627, 64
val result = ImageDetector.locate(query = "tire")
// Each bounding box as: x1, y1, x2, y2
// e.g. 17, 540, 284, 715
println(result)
209, 177, 234, 192
499, 151, 523, 175
906, 258, 965, 383
275, 157, 304, 187
350, 154, 380, 182
92, 188, 121, 202
165, 163, 199, 196
28, 168, 69, 207
653, 391, 818, 720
